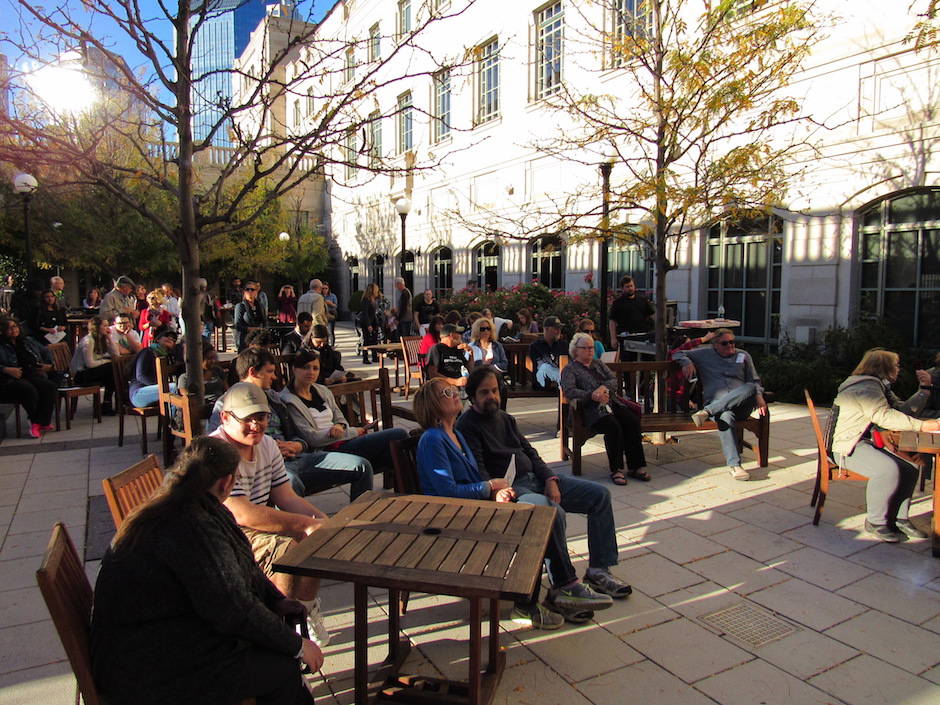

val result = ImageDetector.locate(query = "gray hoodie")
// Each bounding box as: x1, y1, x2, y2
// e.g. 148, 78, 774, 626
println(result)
831, 375, 925, 455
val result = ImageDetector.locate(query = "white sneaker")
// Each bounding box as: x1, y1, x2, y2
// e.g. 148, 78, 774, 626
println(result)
729, 466, 750, 481
306, 597, 331, 647
691, 410, 710, 428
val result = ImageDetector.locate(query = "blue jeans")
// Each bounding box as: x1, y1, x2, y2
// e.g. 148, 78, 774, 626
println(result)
513, 472, 618, 587
704, 382, 758, 467
131, 383, 175, 408
336, 428, 409, 472
285, 450, 374, 500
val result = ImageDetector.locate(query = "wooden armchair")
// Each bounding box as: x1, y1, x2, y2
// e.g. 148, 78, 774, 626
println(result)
400, 336, 425, 400
37, 522, 257, 705
805, 390, 864, 525
48, 342, 102, 431
390, 431, 424, 494
112, 354, 161, 455
36, 523, 102, 705
102, 454, 164, 529
272, 353, 296, 392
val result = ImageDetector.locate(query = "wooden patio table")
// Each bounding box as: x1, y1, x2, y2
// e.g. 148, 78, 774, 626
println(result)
363, 343, 404, 390
274, 491, 555, 705
897, 431, 940, 557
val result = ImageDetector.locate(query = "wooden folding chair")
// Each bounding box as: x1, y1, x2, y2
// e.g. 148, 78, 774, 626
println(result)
37, 522, 257, 705
101, 454, 164, 530
49, 342, 102, 431
805, 389, 865, 525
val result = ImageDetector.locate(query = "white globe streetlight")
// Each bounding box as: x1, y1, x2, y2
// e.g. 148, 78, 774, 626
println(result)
395, 197, 411, 278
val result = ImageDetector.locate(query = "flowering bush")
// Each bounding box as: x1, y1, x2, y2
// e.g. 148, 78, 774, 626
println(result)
439, 283, 617, 340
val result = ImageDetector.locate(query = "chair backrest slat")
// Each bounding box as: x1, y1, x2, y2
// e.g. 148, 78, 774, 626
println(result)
36, 523, 101, 705
48, 342, 72, 374
102, 455, 164, 529
390, 433, 423, 494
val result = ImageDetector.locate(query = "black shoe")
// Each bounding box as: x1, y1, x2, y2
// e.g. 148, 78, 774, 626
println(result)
102, 402, 117, 417
894, 520, 928, 539
863, 520, 900, 543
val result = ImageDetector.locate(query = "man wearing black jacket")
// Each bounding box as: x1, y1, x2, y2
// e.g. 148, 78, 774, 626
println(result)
456, 367, 633, 622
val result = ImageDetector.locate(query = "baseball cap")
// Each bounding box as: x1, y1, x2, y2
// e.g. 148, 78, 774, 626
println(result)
222, 382, 270, 417
543, 316, 562, 329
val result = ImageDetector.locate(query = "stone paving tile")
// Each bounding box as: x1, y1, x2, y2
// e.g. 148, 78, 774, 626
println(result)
656, 581, 746, 623
593, 589, 680, 637
576, 659, 717, 705
696, 658, 848, 705
523, 622, 643, 682
770, 546, 875, 591
22, 472, 86, 495
0, 662, 75, 705
637, 526, 727, 565
746, 627, 860, 681
0, 555, 54, 593
6, 505, 85, 537
687, 549, 791, 596
492, 658, 596, 705
14, 488, 88, 514
922, 664, 940, 686
835, 572, 940, 626
824, 610, 940, 675
0, 585, 51, 629
708, 523, 804, 562
809, 654, 940, 705
623, 618, 753, 683
783, 522, 875, 558
0, 528, 59, 562
617, 551, 706, 597
726, 502, 811, 533
0, 620, 64, 676
748, 578, 868, 631
848, 542, 940, 587
923, 613, 940, 635
668, 509, 748, 537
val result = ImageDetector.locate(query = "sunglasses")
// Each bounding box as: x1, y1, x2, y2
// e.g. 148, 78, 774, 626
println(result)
479, 327, 491, 332
229, 412, 271, 425
718, 340, 736, 347
440, 386, 460, 398
245, 288, 258, 292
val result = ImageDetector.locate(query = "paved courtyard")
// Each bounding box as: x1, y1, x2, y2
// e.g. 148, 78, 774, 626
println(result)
1, 322, 939, 704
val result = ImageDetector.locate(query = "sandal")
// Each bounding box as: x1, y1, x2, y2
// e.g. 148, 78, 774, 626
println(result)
610, 471, 628, 486
627, 469, 651, 482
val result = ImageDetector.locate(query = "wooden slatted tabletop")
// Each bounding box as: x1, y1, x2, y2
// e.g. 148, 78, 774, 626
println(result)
274, 491, 556, 705
275, 491, 553, 601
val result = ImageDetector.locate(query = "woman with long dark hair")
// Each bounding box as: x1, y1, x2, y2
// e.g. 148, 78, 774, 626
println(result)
419, 314, 445, 357
233, 280, 268, 352
82, 286, 102, 313
91, 436, 320, 705
35, 290, 67, 344
0, 316, 56, 438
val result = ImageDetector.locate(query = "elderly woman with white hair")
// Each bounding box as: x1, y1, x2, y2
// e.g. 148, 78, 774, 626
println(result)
560, 332, 649, 485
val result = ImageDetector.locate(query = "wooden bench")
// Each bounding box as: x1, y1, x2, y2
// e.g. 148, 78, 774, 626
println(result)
560, 359, 770, 475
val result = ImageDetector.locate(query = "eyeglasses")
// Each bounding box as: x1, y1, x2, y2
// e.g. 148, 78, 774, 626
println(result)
479, 327, 491, 332
718, 340, 736, 347
576, 345, 594, 350
229, 412, 271, 426
440, 386, 460, 398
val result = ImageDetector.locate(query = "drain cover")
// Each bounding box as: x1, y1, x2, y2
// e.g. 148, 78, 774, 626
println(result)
699, 603, 799, 647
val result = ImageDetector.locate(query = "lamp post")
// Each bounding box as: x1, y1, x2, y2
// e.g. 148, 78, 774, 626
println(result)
598, 148, 615, 332
395, 197, 411, 279
13, 173, 38, 281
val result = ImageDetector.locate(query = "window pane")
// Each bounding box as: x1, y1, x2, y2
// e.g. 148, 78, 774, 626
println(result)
861, 204, 881, 228
859, 290, 877, 315
884, 291, 915, 343
746, 241, 767, 288
725, 243, 744, 288
888, 190, 940, 224
862, 231, 880, 260
885, 230, 917, 288
861, 262, 880, 288
918, 291, 940, 348
921, 229, 940, 284
744, 291, 766, 338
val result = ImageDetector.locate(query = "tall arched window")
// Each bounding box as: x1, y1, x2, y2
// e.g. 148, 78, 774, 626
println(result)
858, 188, 940, 348
401, 250, 415, 293
370, 254, 385, 292
347, 257, 360, 296
706, 212, 783, 346
432, 246, 453, 298
531, 234, 565, 290
473, 241, 500, 292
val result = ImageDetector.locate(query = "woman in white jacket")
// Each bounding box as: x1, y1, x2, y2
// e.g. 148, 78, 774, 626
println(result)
278, 350, 407, 473
831, 349, 940, 542
70, 316, 118, 413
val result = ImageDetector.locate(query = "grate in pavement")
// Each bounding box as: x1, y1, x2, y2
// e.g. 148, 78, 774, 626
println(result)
698, 603, 799, 647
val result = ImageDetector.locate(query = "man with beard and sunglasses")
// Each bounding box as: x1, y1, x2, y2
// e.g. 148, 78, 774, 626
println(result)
455, 367, 632, 624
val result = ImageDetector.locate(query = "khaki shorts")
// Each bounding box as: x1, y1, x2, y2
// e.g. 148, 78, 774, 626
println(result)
241, 528, 296, 575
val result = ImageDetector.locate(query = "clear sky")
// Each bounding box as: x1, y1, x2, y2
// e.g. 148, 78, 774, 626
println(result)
0, 0, 333, 74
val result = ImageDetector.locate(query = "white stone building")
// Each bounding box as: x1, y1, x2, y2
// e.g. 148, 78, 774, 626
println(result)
267, 0, 939, 350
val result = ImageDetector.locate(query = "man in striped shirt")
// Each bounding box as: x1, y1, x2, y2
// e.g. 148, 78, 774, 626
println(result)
211, 382, 331, 645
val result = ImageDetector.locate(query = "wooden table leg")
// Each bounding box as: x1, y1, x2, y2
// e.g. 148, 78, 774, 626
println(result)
388, 588, 401, 660
933, 452, 940, 558
469, 598, 482, 705
487, 598, 499, 672
355, 582, 368, 705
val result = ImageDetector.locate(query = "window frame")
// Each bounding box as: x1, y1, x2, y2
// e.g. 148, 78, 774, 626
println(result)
534, 1, 564, 100
344, 47, 356, 83
397, 91, 413, 154
368, 110, 382, 168
476, 38, 500, 125
368, 23, 381, 61
398, 0, 412, 36
531, 234, 566, 290
432, 69, 451, 143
